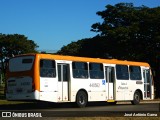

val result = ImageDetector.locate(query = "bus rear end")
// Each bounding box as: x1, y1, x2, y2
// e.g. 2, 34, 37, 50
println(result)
6, 55, 39, 101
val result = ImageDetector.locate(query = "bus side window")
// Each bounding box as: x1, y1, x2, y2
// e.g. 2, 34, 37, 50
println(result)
116, 65, 129, 80
72, 62, 88, 78
40, 59, 56, 78
129, 66, 142, 80
89, 63, 104, 79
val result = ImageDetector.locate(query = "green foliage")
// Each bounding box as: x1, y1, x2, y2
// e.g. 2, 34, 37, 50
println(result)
58, 3, 160, 63
0, 33, 39, 82
57, 40, 84, 56
90, 3, 160, 62
57, 3, 160, 97
0, 33, 39, 57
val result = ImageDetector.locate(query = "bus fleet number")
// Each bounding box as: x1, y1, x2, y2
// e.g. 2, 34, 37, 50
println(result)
89, 83, 100, 87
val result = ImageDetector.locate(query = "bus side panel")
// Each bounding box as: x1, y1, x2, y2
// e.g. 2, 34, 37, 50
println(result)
70, 79, 89, 102
88, 79, 106, 101
115, 66, 145, 101
39, 77, 58, 102
115, 80, 127, 100
115, 75, 143, 101
128, 80, 143, 100
37, 55, 58, 102
70, 78, 106, 102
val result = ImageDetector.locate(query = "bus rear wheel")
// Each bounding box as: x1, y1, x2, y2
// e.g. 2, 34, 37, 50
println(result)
108, 101, 117, 105
76, 91, 88, 108
131, 91, 140, 105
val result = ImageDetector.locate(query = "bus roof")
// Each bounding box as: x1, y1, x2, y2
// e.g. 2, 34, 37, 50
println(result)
14, 53, 150, 67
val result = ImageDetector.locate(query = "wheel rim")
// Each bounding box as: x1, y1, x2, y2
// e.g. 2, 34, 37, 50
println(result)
79, 95, 85, 105
135, 93, 140, 102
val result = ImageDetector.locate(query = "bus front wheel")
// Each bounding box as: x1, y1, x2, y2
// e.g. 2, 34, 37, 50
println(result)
76, 91, 88, 108
131, 91, 140, 105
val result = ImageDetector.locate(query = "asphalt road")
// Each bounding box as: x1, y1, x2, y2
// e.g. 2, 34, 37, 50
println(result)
0, 102, 159, 117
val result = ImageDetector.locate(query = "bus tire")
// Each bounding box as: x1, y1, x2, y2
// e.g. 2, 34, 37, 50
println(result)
76, 91, 88, 108
109, 101, 117, 105
131, 91, 140, 105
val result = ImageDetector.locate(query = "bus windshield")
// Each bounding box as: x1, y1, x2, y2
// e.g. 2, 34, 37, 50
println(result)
9, 56, 35, 72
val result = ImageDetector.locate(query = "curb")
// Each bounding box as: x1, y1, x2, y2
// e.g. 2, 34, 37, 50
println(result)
141, 100, 160, 103
117, 100, 160, 104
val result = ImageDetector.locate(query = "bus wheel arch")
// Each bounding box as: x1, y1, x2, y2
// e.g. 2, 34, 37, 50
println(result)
131, 89, 142, 105
76, 89, 88, 108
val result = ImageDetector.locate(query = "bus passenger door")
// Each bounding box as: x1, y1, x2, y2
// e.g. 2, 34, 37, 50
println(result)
143, 69, 152, 99
58, 64, 70, 101
105, 66, 115, 101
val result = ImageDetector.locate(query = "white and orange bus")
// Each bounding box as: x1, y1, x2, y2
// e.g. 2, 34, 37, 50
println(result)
6, 53, 154, 107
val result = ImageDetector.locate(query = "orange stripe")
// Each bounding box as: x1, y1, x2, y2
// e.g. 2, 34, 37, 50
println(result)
36, 53, 150, 67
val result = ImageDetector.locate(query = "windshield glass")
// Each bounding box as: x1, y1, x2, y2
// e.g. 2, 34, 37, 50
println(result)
9, 56, 35, 72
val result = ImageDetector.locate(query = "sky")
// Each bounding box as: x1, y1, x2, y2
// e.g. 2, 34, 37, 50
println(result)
0, 0, 160, 52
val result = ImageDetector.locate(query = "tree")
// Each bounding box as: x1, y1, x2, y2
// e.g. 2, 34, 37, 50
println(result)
57, 37, 109, 58
91, 3, 160, 61
57, 40, 84, 56
90, 3, 160, 98
0, 33, 38, 57
0, 33, 39, 82
58, 3, 160, 98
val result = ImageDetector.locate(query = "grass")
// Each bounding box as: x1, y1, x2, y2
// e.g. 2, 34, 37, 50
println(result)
0, 99, 29, 105
0, 84, 5, 100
